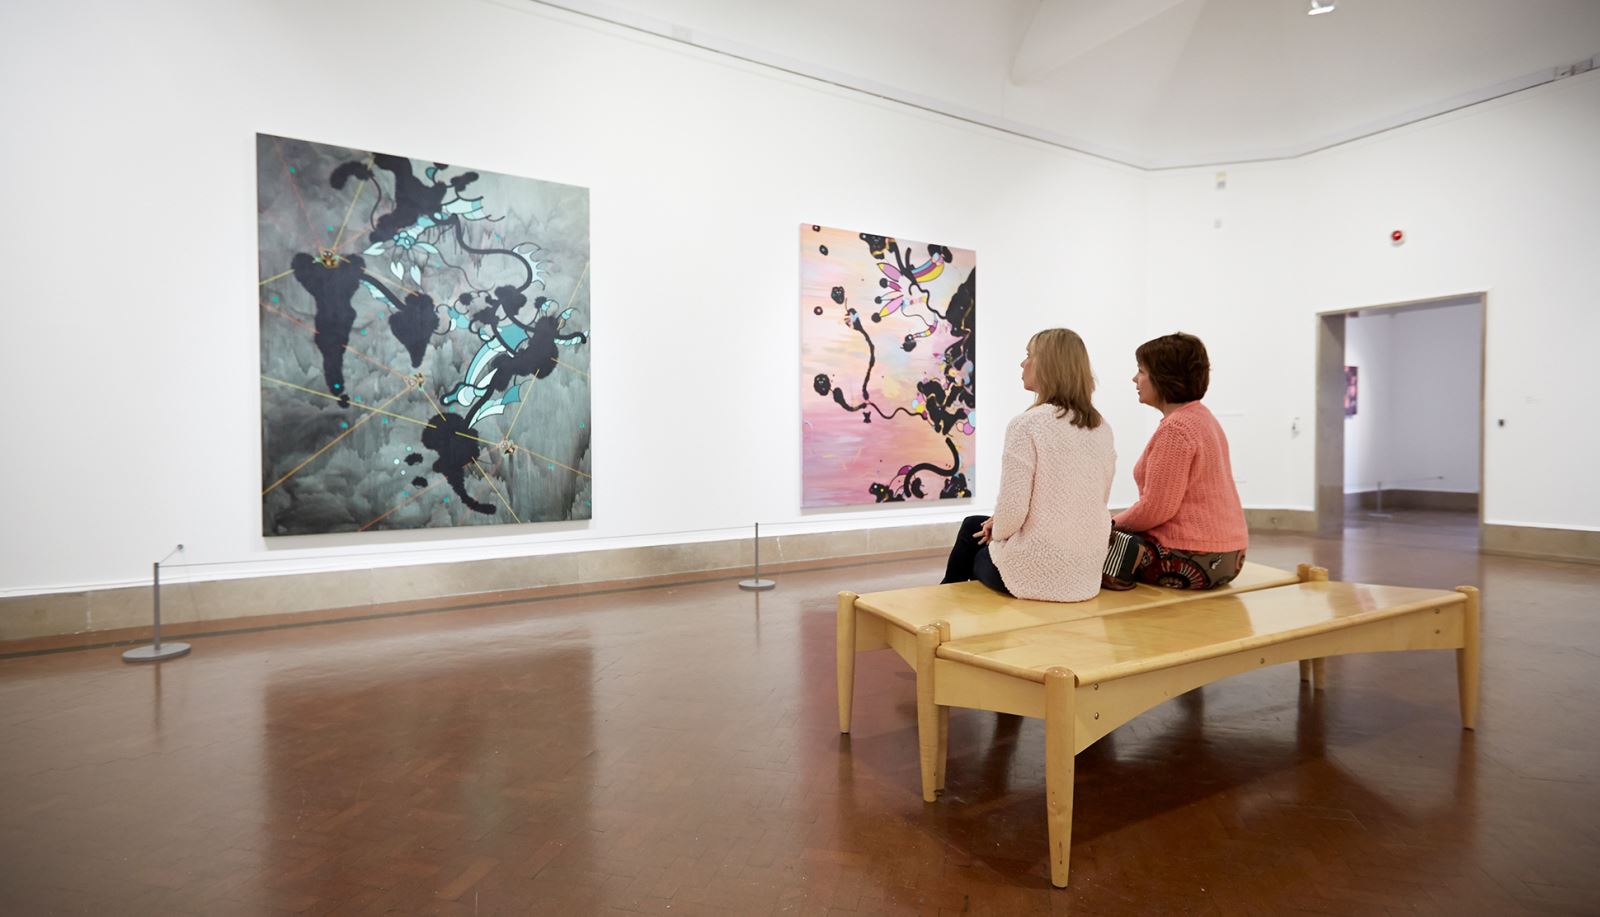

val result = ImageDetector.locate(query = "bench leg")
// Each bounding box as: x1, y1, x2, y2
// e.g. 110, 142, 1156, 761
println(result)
1456, 586, 1481, 730
837, 592, 858, 734
936, 707, 950, 792
1295, 562, 1330, 583
1045, 667, 1076, 888
1298, 565, 1330, 689
916, 624, 944, 802
935, 621, 951, 792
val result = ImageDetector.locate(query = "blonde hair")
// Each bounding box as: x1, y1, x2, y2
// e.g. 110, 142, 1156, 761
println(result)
1028, 328, 1102, 429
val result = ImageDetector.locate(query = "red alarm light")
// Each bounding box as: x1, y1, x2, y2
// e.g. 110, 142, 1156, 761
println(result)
1390, 229, 1405, 244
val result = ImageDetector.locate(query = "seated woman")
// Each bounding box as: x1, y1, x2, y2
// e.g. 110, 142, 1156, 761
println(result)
1111, 332, 1248, 589
941, 328, 1116, 601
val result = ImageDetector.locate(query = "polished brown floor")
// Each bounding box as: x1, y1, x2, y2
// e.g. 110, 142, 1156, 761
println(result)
2, 512, 1597, 916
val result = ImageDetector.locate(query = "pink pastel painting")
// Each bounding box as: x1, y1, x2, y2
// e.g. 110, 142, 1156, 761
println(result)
800, 224, 976, 508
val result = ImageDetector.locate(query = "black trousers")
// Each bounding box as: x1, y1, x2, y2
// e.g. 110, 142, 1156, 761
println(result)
941, 514, 1010, 594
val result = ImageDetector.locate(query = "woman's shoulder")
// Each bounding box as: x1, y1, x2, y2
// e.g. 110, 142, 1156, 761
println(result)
1149, 402, 1218, 451
1009, 404, 1052, 427
1163, 401, 1220, 435
1170, 400, 1216, 422
1013, 405, 1112, 438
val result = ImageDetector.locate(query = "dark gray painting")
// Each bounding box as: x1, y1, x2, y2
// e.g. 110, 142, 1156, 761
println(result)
257, 133, 591, 535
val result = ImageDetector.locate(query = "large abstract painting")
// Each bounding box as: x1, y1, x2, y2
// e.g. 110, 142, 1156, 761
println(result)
257, 133, 591, 535
800, 224, 975, 507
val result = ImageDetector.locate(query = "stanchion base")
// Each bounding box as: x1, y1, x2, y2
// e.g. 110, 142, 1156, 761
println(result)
738, 579, 776, 592
122, 642, 191, 663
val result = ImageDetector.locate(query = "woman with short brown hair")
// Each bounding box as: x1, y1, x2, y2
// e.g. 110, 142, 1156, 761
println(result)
1111, 332, 1248, 589
941, 328, 1116, 601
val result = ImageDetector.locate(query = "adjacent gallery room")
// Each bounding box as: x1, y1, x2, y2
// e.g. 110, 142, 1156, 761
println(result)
2, 0, 1597, 913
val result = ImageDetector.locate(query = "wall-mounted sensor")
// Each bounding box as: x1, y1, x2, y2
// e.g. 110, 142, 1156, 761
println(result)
1390, 229, 1405, 245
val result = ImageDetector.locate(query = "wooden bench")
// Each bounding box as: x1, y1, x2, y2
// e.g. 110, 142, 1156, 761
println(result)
837, 561, 1306, 732
876, 576, 1481, 887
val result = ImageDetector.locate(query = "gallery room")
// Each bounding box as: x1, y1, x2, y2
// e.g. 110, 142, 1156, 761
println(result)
2, 0, 1597, 912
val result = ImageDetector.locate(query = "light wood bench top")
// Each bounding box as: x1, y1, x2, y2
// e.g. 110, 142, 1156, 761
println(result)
938, 580, 1468, 685
853, 561, 1299, 639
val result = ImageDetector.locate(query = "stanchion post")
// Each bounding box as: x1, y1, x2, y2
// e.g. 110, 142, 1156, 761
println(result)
124, 545, 191, 663
738, 522, 776, 592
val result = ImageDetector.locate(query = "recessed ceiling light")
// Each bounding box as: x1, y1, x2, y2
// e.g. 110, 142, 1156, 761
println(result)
1309, 0, 1336, 14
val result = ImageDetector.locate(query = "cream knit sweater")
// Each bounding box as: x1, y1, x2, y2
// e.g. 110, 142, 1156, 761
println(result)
985, 405, 1117, 602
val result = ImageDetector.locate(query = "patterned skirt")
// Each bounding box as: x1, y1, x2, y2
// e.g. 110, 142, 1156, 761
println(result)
1104, 530, 1245, 591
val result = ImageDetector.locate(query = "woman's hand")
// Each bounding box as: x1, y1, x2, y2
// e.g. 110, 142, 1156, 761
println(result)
975, 517, 994, 545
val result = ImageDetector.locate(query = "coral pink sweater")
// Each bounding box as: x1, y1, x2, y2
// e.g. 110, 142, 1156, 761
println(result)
1112, 401, 1247, 553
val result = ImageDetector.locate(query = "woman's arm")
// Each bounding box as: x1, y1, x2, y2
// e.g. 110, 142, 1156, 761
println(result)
1111, 425, 1196, 533
989, 415, 1036, 542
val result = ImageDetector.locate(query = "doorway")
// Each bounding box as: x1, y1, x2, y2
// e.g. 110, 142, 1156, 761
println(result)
1314, 293, 1487, 542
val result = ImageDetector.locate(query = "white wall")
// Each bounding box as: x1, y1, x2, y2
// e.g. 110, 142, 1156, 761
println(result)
0, 0, 1148, 597
4, 1, 1596, 603
1146, 71, 1600, 530
1344, 302, 1483, 494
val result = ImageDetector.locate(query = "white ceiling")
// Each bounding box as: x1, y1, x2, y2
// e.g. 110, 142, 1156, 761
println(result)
531, 0, 1600, 169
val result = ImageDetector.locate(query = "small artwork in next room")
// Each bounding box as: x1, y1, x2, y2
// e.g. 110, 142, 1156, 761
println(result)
800, 224, 976, 508
257, 133, 591, 536
1345, 365, 1359, 417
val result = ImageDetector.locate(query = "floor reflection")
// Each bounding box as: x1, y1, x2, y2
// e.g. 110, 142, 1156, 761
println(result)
0, 513, 1594, 914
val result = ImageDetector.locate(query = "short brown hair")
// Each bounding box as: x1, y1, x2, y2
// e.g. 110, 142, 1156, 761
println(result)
1029, 328, 1102, 429
1135, 333, 1210, 403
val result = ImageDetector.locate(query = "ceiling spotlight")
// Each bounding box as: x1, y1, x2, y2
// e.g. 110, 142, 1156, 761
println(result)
1308, 0, 1336, 14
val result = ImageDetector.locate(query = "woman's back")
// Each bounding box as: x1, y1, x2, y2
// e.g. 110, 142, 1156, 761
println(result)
1121, 401, 1247, 553
987, 406, 1116, 602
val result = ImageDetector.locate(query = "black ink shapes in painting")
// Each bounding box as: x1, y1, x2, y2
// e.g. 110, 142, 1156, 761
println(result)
257, 134, 590, 535
800, 224, 975, 507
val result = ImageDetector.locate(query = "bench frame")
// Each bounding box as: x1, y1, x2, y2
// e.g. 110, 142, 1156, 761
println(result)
840, 567, 1481, 888
836, 562, 1315, 740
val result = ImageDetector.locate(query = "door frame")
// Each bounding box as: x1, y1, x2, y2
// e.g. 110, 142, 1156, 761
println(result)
1313, 292, 1488, 535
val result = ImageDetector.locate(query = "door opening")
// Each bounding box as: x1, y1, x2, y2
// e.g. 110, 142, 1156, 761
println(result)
1314, 293, 1486, 543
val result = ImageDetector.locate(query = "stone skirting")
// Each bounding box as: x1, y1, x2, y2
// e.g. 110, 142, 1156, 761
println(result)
1344, 490, 1480, 513
13, 510, 1585, 644
0, 521, 961, 643
1109, 507, 1319, 535
1243, 508, 1319, 533
1482, 523, 1600, 565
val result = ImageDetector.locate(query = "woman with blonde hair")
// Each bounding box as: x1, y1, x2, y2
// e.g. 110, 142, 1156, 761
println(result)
941, 328, 1116, 601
